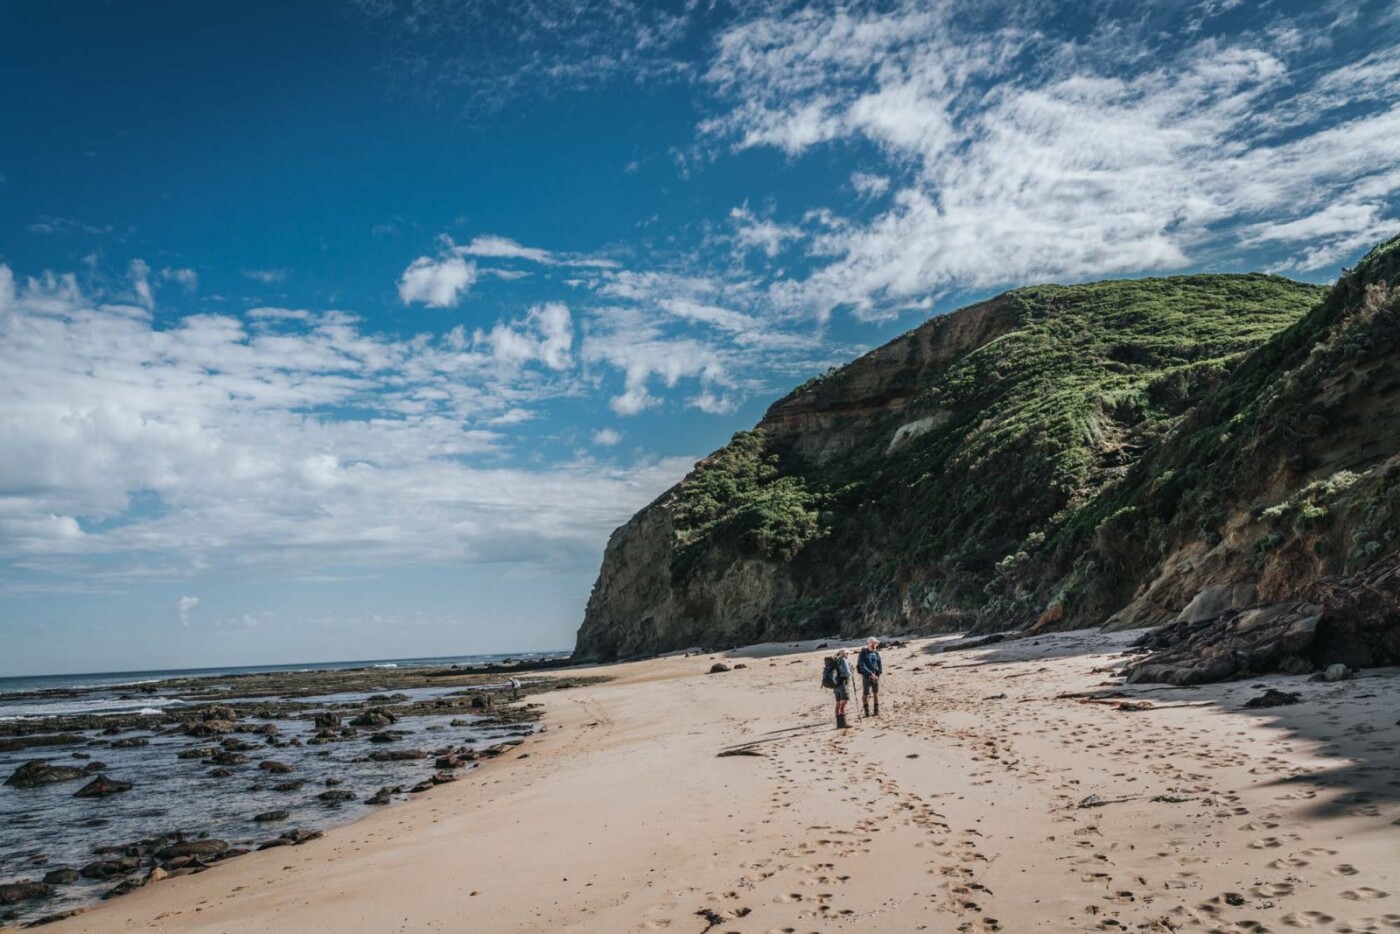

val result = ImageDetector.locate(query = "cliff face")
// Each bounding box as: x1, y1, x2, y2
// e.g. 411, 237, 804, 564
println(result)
575, 236, 1400, 671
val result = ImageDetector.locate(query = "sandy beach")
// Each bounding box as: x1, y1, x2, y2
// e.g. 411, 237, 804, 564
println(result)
45, 629, 1400, 933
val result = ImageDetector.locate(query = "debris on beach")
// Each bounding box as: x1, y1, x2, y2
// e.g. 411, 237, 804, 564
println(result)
1243, 688, 1303, 708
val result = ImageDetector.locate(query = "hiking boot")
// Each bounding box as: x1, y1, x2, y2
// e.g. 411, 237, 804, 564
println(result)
873, 704, 880, 716
836, 714, 849, 729
862, 702, 870, 717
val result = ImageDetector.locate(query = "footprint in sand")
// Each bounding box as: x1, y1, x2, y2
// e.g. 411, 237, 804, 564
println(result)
1332, 864, 1360, 876
1341, 887, 1390, 901
1280, 910, 1336, 928
1252, 882, 1295, 898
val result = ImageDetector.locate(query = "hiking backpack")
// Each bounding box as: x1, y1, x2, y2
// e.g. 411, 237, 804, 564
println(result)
821, 656, 839, 689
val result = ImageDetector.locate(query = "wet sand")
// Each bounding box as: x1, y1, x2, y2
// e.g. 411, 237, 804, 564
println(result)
45, 629, 1400, 933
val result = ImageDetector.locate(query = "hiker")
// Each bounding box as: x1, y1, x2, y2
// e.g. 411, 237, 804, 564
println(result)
857, 637, 883, 717
823, 649, 853, 729
507, 676, 521, 701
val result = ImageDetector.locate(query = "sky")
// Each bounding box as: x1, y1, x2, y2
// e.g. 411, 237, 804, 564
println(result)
1, 0, 1398, 675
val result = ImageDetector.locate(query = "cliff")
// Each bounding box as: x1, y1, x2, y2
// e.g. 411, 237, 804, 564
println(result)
574, 234, 1400, 678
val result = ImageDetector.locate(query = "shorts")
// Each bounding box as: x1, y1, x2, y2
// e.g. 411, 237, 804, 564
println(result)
861, 674, 879, 694
833, 683, 850, 701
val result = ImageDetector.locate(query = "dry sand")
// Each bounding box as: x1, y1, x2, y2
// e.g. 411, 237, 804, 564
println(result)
48, 629, 1400, 933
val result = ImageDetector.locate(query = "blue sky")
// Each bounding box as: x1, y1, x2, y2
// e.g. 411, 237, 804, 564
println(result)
1, 0, 1397, 675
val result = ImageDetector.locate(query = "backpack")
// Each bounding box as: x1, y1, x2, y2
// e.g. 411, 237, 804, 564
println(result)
821, 656, 839, 689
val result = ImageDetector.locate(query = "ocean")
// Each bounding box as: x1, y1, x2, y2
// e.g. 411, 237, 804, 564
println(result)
0, 652, 567, 924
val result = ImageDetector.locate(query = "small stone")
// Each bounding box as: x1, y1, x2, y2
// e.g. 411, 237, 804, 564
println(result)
708, 663, 731, 674
1324, 663, 1351, 682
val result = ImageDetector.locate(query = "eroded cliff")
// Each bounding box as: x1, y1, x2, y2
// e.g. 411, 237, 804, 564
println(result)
575, 235, 1400, 674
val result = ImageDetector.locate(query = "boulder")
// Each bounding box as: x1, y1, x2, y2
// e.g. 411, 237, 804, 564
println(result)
253, 810, 289, 823
74, 775, 133, 797
5, 759, 86, 788
256, 828, 322, 850
83, 761, 107, 773
708, 663, 731, 673
202, 705, 238, 722
208, 767, 234, 778
272, 779, 305, 792
368, 748, 427, 762
184, 720, 234, 737
1126, 602, 1323, 685
349, 708, 397, 728
155, 839, 229, 862
313, 712, 341, 729
0, 881, 53, 906
41, 869, 79, 886
318, 789, 356, 803
178, 748, 217, 759
80, 857, 139, 880
1324, 663, 1351, 682
209, 752, 248, 766
110, 736, 149, 748
365, 786, 399, 805
258, 760, 292, 773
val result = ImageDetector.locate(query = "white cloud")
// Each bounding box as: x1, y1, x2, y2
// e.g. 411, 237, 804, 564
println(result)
161, 267, 198, 291
398, 254, 478, 307
474, 301, 574, 370
701, 2, 1400, 318
592, 427, 622, 446
243, 268, 289, 284
451, 234, 618, 269
176, 595, 199, 627
729, 204, 802, 258
0, 263, 689, 589
129, 259, 154, 309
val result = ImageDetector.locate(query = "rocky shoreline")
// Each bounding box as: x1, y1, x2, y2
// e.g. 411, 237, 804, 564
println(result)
0, 663, 603, 927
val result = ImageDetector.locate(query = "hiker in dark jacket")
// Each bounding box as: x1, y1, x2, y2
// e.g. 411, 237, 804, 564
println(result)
857, 638, 883, 717
832, 649, 853, 729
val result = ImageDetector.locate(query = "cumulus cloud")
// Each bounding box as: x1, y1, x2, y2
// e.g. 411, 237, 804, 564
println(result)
0, 263, 689, 590
176, 595, 199, 627
161, 267, 198, 291
592, 427, 622, 446
701, 0, 1400, 317
398, 254, 478, 307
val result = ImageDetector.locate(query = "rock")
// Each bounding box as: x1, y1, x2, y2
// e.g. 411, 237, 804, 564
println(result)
0, 881, 53, 905
80, 857, 139, 880
1244, 689, 1303, 708
184, 720, 234, 737
258, 760, 292, 773
1125, 603, 1323, 685
365, 786, 399, 805
368, 749, 427, 762
733, 663, 747, 669
324, 776, 342, 786
208, 767, 233, 778
708, 662, 731, 673
1324, 663, 1351, 682
109, 736, 149, 748
145, 866, 169, 884
313, 712, 341, 729
82, 761, 107, 773
367, 731, 402, 744
220, 738, 257, 751
178, 747, 217, 759
155, 839, 229, 861
318, 789, 356, 803
1174, 583, 1260, 624
253, 810, 289, 822
349, 708, 397, 728
256, 828, 322, 850
435, 755, 464, 769
5, 759, 86, 788
470, 695, 490, 709
0, 734, 86, 754
272, 779, 305, 792
41, 869, 79, 886
202, 705, 239, 721
209, 752, 248, 766
102, 876, 148, 899
74, 774, 133, 797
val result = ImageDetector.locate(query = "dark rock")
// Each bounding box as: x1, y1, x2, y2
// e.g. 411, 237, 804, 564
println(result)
318, 789, 356, 803
0, 733, 87, 754
208, 767, 233, 778
270, 778, 304, 792
1244, 689, 1303, 709
324, 776, 342, 786
349, 708, 396, 728
368, 748, 427, 762
1125, 603, 1324, 685
1324, 663, 1351, 682
256, 828, 322, 850
209, 752, 248, 766
184, 720, 234, 737
942, 633, 1009, 653
155, 839, 228, 861
80, 857, 139, 880
74, 774, 133, 797
82, 761, 107, 773
313, 712, 341, 729
220, 738, 257, 751
470, 695, 490, 709
0, 881, 53, 905
202, 705, 239, 721
178, 747, 217, 759
4, 759, 86, 788
41, 869, 79, 886
365, 786, 400, 805
109, 736, 149, 748
367, 731, 403, 744
708, 662, 731, 673
253, 810, 289, 823
258, 760, 292, 773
